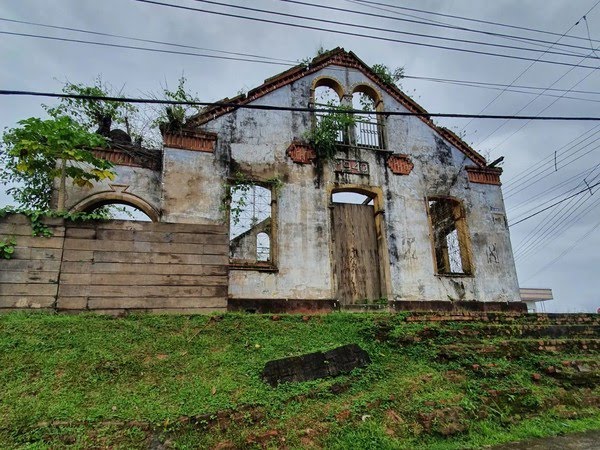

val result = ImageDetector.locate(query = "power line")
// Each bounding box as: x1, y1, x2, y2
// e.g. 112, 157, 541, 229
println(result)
187, 0, 594, 60
523, 218, 600, 282
503, 124, 600, 189
352, 0, 600, 45
478, 59, 599, 150
460, 2, 595, 135
413, 78, 600, 104
505, 140, 600, 199
508, 163, 600, 213
130, 0, 600, 70
3, 89, 600, 120
0, 31, 292, 66
5, 15, 600, 99
0, 17, 298, 64
509, 180, 600, 226
403, 75, 600, 96
273, 0, 595, 55
515, 191, 600, 261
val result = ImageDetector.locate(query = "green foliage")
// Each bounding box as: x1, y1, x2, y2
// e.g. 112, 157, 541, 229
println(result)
371, 63, 404, 87
298, 45, 329, 67
0, 207, 118, 237
305, 102, 356, 161
45, 76, 137, 132
1, 114, 115, 210
0, 236, 16, 259
154, 76, 201, 133
0, 312, 598, 448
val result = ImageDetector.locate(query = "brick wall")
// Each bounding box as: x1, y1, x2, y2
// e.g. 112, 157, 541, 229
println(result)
0, 214, 229, 314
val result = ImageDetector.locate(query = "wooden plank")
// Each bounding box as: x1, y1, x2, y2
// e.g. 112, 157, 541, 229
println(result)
332, 203, 381, 305
64, 228, 97, 239
0, 271, 59, 284
61, 250, 94, 262
0, 284, 59, 296
9, 247, 62, 261
0, 259, 61, 272
93, 229, 226, 245
63, 238, 228, 256
87, 307, 226, 315
0, 296, 56, 308
60, 262, 228, 275
69, 220, 227, 235
13, 236, 64, 249
56, 297, 88, 310
59, 273, 227, 286
86, 297, 226, 309
90, 252, 228, 265
58, 284, 227, 298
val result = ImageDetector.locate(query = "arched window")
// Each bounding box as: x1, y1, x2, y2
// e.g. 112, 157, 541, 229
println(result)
256, 232, 270, 261
313, 78, 345, 143
427, 197, 472, 275
352, 86, 384, 149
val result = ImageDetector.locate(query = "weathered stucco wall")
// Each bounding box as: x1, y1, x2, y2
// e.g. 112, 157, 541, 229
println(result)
192, 64, 520, 303
56, 57, 521, 306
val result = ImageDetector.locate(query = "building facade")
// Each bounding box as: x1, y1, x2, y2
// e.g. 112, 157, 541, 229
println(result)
64, 48, 521, 310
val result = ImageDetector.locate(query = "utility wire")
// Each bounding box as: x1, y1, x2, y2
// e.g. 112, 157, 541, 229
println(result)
515, 191, 600, 261
523, 218, 600, 282
403, 75, 600, 96
508, 163, 600, 213
186, 0, 594, 60
505, 140, 600, 199
461, 3, 594, 135
5, 15, 600, 99
503, 124, 600, 189
274, 0, 595, 55
353, 0, 600, 45
130, 0, 600, 70
0, 31, 292, 66
509, 180, 600, 226
3, 89, 600, 120
0, 17, 298, 64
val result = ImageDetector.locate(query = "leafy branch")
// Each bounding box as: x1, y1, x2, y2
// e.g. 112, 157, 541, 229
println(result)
304, 102, 356, 162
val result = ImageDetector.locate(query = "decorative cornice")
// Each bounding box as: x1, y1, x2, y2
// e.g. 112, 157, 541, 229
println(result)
286, 141, 316, 164
91, 147, 161, 171
162, 130, 217, 153
387, 154, 414, 175
466, 166, 503, 185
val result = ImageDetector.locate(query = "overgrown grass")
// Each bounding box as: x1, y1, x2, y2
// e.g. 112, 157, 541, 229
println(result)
0, 312, 598, 449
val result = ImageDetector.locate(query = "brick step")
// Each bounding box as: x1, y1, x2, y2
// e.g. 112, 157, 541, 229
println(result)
437, 339, 600, 360
404, 312, 600, 326
539, 360, 600, 387
414, 324, 600, 341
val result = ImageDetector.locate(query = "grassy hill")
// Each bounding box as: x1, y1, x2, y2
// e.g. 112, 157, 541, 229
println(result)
0, 311, 598, 449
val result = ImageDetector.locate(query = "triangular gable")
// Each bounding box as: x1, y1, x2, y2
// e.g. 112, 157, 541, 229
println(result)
188, 48, 487, 167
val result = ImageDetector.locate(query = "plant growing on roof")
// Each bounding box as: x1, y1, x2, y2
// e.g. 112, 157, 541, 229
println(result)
371, 64, 404, 88
154, 76, 202, 134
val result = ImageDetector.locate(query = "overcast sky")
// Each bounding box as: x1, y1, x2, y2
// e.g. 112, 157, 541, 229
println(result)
1, 0, 599, 312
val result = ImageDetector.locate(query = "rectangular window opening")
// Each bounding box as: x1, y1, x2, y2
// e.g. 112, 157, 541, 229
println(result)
428, 198, 472, 276
229, 183, 274, 268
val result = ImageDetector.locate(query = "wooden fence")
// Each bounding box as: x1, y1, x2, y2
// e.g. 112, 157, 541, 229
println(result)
0, 214, 229, 314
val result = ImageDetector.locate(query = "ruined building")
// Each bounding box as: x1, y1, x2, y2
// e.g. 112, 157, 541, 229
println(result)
62, 48, 521, 312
